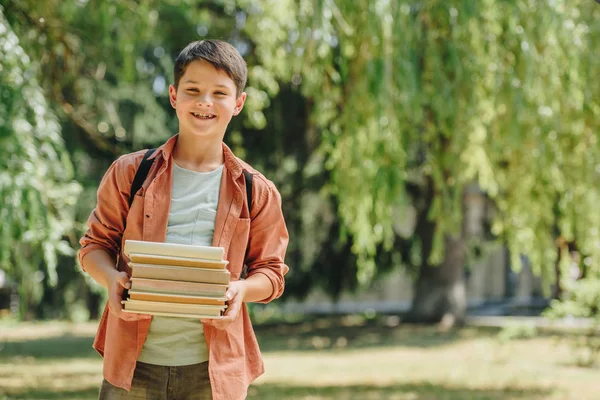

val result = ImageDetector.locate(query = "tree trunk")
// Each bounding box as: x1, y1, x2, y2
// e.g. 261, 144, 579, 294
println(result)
407, 234, 467, 325
405, 177, 469, 326
87, 290, 102, 320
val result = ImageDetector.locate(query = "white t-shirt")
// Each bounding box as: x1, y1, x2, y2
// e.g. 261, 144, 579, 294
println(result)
137, 162, 223, 366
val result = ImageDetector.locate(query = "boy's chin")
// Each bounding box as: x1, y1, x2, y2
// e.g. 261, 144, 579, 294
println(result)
181, 127, 224, 140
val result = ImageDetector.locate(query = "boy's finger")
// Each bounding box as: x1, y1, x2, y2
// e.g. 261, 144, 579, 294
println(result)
222, 304, 241, 320
219, 315, 231, 323
232, 297, 243, 312
115, 272, 131, 288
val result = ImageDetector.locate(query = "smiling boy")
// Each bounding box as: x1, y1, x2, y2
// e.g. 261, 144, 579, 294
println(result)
79, 40, 289, 400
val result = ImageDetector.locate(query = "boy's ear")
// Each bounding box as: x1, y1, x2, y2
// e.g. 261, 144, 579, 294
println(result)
169, 85, 177, 109
232, 92, 247, 116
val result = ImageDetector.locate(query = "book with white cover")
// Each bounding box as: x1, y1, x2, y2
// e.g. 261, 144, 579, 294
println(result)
122, 309, 222, 319
124, 240, 225, 261
121, 299, 226, 318
130, 277, 228, 297
128, 291, 226, 306
130, 262, 230, 285
127, 253, 228, 269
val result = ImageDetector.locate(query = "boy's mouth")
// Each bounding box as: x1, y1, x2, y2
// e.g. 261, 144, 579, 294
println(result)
190, 112, 216, 120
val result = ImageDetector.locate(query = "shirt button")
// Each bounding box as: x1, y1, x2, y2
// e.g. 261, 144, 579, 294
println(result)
146, 214, 151, 218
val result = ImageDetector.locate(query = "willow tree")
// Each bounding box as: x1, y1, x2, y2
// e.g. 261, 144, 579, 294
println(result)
288, 0, 600, 323
6, 0, 598, 322
0, 9, 80, 317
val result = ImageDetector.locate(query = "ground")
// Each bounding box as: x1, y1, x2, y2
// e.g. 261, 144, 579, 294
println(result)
1, 315, 599, 399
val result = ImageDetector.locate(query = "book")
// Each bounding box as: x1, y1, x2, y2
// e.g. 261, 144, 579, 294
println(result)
121, 241, 230, 319
128, 291, 226, 306
130, 263, 230, 285
130, 277, 228, 297
127, 253, 228, 269
122, 309, 222, 319
124, 240, 225, 261
121, 299, 226, 318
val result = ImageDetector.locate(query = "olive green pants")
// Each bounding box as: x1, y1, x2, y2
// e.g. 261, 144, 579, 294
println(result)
98, 361, 211, 400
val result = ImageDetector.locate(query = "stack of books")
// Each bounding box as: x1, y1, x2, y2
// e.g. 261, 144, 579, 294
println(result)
120, 240, 229, 319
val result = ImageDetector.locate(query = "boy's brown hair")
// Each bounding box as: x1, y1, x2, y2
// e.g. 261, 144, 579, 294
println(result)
174, 40, 247, 97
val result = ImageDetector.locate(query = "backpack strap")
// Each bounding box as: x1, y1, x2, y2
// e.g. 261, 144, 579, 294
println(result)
129, 150, 252, 212
242, 169, 253, 215
128, 148, 156, 207
241, 170, 254, 279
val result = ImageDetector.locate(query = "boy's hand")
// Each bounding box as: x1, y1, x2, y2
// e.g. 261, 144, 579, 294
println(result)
202, 280, 246, 330
108, 271, 140, 321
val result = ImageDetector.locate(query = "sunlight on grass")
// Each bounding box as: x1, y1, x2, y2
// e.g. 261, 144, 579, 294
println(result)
0, 359, 101, 397
1, 318, 600, 399
0, 321, 101, 400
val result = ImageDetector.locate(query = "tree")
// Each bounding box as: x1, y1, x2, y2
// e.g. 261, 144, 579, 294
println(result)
289, 0, 600, 323
0, 9, 80, 317
4, 0, 598, 324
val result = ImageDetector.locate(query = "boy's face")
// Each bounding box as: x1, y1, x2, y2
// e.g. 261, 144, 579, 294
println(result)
169, 60, 246, 140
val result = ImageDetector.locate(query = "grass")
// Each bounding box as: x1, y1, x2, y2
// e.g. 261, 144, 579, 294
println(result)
1, 316, 600, 399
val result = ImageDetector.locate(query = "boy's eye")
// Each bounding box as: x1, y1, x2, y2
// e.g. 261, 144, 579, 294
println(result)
215, 92, 227, 96
187, 88, 199, 93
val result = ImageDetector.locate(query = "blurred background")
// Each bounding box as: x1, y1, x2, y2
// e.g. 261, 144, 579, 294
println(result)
1, 0, 600, 399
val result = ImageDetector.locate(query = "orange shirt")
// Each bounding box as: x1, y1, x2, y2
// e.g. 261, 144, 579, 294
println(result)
79, 135, 289, 400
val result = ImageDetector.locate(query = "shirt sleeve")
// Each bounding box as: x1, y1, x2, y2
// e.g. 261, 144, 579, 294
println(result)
244, 178, 289, 303
78, 156, 132, 270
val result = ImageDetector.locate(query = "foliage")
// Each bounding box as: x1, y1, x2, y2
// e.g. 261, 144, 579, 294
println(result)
1, 0, 335, 316
3, 0, 171, 154
291, 0, 600, 288
2, 0, 600, 319
0, 9, 80, 316
546, 276, 600, 367
497, 322, 537, 343
481, 1, 600, 281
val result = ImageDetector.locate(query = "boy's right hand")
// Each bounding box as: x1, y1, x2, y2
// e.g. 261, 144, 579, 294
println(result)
108, 271, 139, 321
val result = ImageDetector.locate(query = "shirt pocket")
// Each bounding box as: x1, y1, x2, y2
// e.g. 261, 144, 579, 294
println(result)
123, 193, 146, 248
125, 194, 145, 224
227, 217, 251, 280
189, 207, 218, 245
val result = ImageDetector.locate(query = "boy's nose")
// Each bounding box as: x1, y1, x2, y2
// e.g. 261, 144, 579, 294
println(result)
196, 95, 213, 107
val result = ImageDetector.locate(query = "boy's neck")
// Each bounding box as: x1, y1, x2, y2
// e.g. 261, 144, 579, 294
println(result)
172, 133, 225, 173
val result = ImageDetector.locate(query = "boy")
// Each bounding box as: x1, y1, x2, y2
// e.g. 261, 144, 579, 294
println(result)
79, 40, 289, 400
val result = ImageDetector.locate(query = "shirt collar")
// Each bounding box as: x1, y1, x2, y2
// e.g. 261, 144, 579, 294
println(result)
149, 134, 243, 178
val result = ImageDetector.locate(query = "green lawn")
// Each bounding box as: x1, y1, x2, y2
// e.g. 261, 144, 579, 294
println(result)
1, 316, 599, 399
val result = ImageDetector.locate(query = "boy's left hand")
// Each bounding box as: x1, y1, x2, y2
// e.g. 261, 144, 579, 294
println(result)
201, 280, 246, 330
